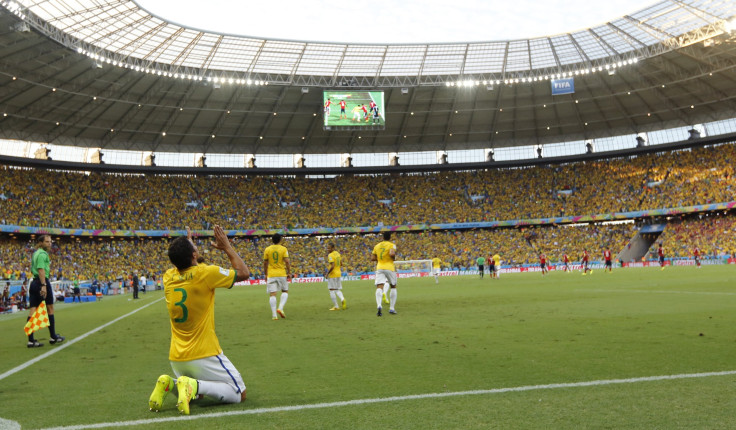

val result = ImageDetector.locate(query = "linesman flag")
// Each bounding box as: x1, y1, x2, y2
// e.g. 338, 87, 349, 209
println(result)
24, 302, 50, 335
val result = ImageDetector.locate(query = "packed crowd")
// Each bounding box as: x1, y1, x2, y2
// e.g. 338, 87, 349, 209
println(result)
1, 143, 734, 281
652, 214, 736, 258
1, 144, 734, 231
2, 213, 733, 282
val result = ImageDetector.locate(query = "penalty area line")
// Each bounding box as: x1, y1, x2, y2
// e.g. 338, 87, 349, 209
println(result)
0, 297, 164, 383
40, 369, 736, 430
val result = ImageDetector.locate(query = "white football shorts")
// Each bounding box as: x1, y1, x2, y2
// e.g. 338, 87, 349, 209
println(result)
266, 277, 289, 293
375, 269, 397, 286
327, 277, 342, 290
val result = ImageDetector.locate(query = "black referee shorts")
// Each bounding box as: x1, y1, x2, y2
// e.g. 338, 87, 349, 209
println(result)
29, 277, 53, 308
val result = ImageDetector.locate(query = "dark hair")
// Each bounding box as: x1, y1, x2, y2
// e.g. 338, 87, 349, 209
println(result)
37, 234, 49, 243
382, 232, 391, 241
272, 233, 282, 244
168, 236, 195, 270
327, 242, 335, 249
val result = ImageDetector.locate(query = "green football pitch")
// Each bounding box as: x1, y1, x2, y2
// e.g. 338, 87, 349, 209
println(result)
324, 91, 384, 127
1, 266, 735, 429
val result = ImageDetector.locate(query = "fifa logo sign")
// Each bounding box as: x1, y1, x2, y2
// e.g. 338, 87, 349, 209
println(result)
551, 78, 575, 95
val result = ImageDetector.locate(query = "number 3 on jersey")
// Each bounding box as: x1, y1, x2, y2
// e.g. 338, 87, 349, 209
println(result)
173, 287, 188, 323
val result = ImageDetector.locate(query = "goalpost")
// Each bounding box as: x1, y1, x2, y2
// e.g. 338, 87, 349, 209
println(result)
394, 260, 433, 273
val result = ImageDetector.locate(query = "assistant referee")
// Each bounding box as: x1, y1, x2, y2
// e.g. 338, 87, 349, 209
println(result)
27, 234, 65, 348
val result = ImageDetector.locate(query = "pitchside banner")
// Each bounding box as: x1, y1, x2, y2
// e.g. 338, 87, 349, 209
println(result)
551, 78, 574, 95
232, 260, 736, 286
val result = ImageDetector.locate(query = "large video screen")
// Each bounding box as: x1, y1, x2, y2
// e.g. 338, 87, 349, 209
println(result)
323, 90, 385, 129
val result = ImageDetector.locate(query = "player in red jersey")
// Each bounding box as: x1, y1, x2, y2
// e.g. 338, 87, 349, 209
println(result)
693, 246, 701, 268
581, 249, 592, 275
361, 104, 369, 121
539, 253, 548, 275
657, 243, 665, 270
603, 247, 613, 273
562, 253, 570, 272
324, 98, 332, 116
338, 100, 347, 119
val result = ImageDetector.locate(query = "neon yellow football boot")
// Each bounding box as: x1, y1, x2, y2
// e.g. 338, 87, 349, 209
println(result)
176, 376, 198, 415
148, 374, 174, 412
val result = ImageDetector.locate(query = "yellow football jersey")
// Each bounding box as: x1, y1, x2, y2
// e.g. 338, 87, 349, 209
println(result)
493, 254, 501, 265
164, 264, 236, 361
327, 250, 342, 278
264, 244, 289, 277
372, 241, 396, 271
432, 257, 442, 269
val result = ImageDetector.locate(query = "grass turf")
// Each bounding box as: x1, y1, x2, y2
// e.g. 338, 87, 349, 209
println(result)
1, 265, 735, 429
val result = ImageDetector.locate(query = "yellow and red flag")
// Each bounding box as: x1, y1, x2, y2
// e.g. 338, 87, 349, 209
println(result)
24, 302, 50, 335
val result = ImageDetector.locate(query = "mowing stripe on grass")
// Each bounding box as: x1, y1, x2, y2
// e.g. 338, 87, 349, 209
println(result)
40, 369, 736, 430
578, 289, 736, 296
0, 298, 164, 382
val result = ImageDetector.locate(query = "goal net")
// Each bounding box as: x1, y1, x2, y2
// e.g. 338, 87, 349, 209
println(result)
394, 260, 433, 273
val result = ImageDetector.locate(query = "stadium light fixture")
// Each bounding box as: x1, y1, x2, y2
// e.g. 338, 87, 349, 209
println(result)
437, 151, 448, 164
341, 153, 353, 168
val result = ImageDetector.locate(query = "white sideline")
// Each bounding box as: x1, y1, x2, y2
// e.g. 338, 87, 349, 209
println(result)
0, 297, 164, 382
39, 369, 736, 430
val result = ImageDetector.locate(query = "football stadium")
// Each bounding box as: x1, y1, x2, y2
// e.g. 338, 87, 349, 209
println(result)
1, 0, 736, 428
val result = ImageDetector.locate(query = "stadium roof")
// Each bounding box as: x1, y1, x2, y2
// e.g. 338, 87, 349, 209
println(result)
0, 0, 734, 155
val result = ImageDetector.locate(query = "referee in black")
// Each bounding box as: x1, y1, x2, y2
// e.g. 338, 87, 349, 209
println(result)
132, 271, 139, 299
27, 234, 65, 347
